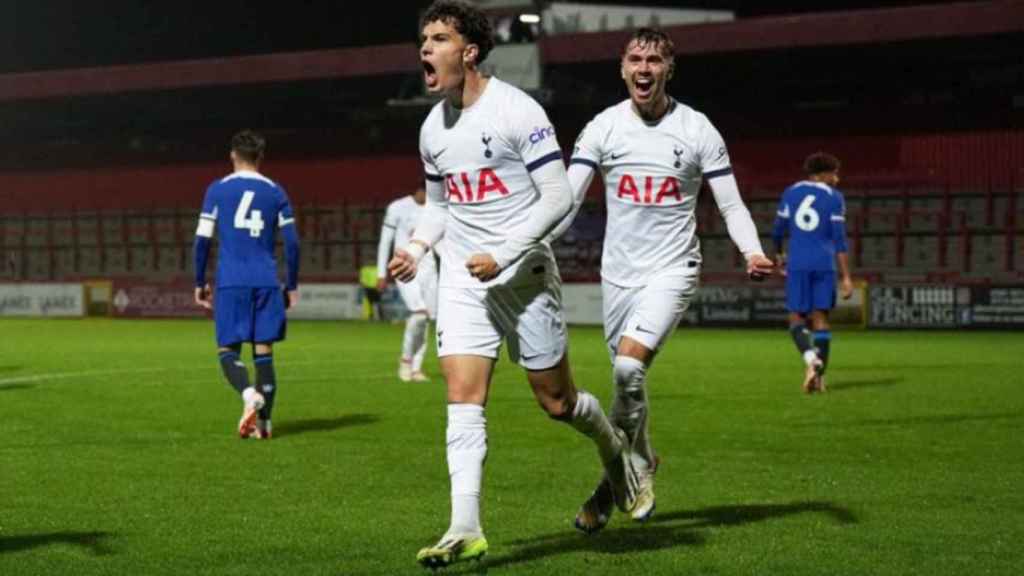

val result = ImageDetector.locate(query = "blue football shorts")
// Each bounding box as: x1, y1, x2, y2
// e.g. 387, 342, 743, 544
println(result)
213, 287, 287, 347
785, 270, 836, 314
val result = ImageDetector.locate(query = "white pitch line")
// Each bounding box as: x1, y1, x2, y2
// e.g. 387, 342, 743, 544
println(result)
0, 358, 380, 387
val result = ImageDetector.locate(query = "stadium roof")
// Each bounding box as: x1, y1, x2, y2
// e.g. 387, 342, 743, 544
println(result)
1, 1, 1020, 102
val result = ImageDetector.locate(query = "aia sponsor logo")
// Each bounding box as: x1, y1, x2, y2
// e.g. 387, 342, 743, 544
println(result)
617, 174, 683, 204
446, 169, 510, 203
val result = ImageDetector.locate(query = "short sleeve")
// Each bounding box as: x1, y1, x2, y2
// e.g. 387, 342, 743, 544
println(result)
419, 123, 444, 184
831, 190, 847, 223
697, 115, 732, 178
382, 201, 399, 230
507, 95, 563, 173
569, 116, 605, 171
277, 186, 295, 227
200, 184, 218, 220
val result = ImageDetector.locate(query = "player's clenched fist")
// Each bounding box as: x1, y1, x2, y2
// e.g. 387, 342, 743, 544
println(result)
194, 283, 213, 309
746, 253, 774, 281
388, 249, 419, 282
466, 253, 500, 282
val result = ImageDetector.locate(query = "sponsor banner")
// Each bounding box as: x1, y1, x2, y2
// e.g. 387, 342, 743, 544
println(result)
289, 284, 364, 320
961, 285, 1024, 329
867, 284, 1024, 329
868, 285, 959, 328
0, 283, 85, 317
112, 281, 206, 318
562, 282, 864, 328
109, 281, 393, 321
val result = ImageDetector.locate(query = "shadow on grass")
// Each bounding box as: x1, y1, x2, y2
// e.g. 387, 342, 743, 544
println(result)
827, 376, 903, 392
274, 413, 380, 437
0, 365, 22, 374
0, 531, 114, 555
449, 500, 854, 572
0, 383, 34, 392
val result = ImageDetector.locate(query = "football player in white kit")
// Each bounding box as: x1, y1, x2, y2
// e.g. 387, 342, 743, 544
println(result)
376, 185, 439, 382
559, 28, 774, 534
388, 1, 643, 569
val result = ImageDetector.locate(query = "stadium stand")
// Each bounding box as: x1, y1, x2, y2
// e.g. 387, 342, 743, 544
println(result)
0, 2, 1020, 285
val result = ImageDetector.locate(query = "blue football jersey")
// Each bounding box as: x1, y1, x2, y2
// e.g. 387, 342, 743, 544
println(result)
199, 170, 295, 288
772, 181, 848, 271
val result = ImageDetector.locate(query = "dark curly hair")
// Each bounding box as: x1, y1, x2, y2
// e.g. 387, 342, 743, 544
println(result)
624, 27, 675, 77
230, 130, 265, 164
420, 1, 495, 65
803, 152, 841, 175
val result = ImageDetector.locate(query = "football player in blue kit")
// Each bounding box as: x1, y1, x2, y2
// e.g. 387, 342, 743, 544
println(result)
772, 152, 853, 393
194, 130, 300, 438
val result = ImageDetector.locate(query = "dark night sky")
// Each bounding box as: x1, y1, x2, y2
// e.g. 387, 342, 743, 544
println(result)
0, 1, 981, 73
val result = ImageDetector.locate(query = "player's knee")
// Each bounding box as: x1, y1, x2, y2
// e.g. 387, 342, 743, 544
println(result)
540, 393, 574, 421
613, 355, 646, 400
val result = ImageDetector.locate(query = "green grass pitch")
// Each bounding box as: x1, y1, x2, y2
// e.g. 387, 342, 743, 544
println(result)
1, 318, 1021, 575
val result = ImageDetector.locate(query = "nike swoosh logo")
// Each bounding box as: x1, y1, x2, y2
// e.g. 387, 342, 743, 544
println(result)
635, 325, 656, 335
433, 148, 448, 160
610, 152, 627, 160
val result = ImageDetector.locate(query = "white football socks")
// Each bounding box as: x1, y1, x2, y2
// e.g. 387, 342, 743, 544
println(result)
611, 355, 654, 466
446, 403, 487, 537
402, 312, 429, 366
412, 320, 430, 372
569, 390, 621, 465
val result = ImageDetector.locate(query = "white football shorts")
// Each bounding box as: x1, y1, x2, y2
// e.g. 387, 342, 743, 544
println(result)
435, 271, 567, 370
602, 269, 700, 360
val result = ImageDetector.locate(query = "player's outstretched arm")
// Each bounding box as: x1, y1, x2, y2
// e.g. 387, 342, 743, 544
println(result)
708, 173, 773, 279
545, 162, 595, 243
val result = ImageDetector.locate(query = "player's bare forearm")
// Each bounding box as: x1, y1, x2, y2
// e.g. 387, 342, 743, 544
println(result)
466, 253, 500, 281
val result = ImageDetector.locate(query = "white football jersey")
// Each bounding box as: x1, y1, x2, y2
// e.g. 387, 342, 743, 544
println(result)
377, 195, 424, 274
419, 78, 564, 288
571, 98, 733, 287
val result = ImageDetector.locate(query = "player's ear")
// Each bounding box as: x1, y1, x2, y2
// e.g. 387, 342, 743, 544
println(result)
463, 43, 479, 67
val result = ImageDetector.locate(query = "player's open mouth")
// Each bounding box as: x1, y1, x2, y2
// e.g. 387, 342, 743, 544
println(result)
634, 77, 654, 98
423, 60, 438, 89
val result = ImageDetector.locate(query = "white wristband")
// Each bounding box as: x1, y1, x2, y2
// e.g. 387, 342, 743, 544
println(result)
405, 241, 427, 262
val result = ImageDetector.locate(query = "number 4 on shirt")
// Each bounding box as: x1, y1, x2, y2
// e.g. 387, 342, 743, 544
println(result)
234, 190, 265, 237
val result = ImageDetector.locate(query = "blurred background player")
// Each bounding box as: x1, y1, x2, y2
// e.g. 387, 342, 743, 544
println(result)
772, 152, 854, 393
358, 264, 383, 320
389, 1, 641, 568
194, 130, 300, 439
376, 185, 439, 382
558, 27, 773, 534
